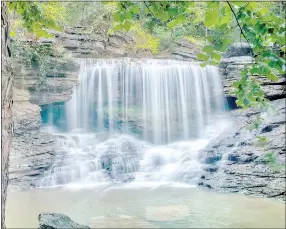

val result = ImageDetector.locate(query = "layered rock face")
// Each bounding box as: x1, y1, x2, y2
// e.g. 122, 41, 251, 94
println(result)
198, 42, 285, 200
9, 35, 80, 190
1, 3, 13, 228
199, 98, 285, 200
9, 90, 57, 190
51, 26, 200, 60
220, 42, 285, 102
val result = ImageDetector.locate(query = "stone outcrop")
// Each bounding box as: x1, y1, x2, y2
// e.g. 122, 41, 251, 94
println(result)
50, 27, 200, 61
8, 89, 56, 190
12, 51, 80, 106
1, 3, 13, 228
39, 213, 89, 229
220, 42, 286, 102
197, 42, 285, 200
198, 98, 286, 200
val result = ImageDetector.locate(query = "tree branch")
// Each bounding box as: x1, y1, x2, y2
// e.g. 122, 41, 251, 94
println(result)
226, 1, 254, 57
143, 1, 173, 35
143, 2, 160, 24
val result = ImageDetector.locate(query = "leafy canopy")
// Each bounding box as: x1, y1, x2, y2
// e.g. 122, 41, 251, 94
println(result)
109, 1, 285, 117
7, 1, 64, 38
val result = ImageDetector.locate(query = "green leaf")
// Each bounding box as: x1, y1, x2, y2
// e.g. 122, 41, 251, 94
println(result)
214, 42, 223, 51
249, 2, 258, 9
212, 52, 221, 61
113, 12, 121, 21
131, 5, 140, 14
197, 53, 208, 61
236, 99, 244, 107
10, 31, 16, 37
233, 2, 246, 7
167, 15, 186, 29
125, 12, 133, 20
200, 63, 207, 68
113, 23, 123, 31
233, 81, 240, 88
123, 20, 132, 31
168, 7, 179, 16
205, 10, 218, 27
144, 7, 150, 15
266, 72, 279, 82
203, 45, 214, 53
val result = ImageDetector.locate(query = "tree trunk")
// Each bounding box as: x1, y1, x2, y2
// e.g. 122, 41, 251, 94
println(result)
1, 2, 13, 228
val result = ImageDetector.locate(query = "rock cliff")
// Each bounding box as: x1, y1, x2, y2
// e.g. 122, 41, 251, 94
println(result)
198, 98, 285, 201
220, 42, 285, 103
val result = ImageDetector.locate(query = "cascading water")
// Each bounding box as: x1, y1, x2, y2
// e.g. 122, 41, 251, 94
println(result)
39, 58, 231, 187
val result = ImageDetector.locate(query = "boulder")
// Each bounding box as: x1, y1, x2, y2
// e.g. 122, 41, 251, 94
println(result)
223, 42, 252, 58
38, 213, 89, 229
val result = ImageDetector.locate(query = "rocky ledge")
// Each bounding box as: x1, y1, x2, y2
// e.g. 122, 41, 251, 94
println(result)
8, 89, 57, 190
51, 26, 201, 61
220, 42, 285, 102
198, 98, 286, 201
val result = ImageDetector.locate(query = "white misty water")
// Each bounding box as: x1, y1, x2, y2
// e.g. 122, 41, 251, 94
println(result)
39, 58, 231, 187
66, 59, 225, 142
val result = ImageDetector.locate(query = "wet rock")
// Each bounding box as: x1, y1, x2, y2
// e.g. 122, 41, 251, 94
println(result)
223, 42, 253, 58
198, 181, 212, 189
239, 154, 258, 163
198, 98, 285, 201
228, 152, 240, 162
8, 89, 57, 191
203, 165, 218, 173
39, 213, 89, 229
204, 154, 222, 164
261, 124, 279, 133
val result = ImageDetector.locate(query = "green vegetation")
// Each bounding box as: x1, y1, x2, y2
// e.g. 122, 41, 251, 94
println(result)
255, 135, 268, 147
264, 152, 285, 172
7, 2, 64, 38
7, 2, 66, 88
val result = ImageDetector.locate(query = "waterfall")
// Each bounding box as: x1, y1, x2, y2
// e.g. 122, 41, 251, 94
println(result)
65, 59, 225, 144
39, 58, 230, 187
